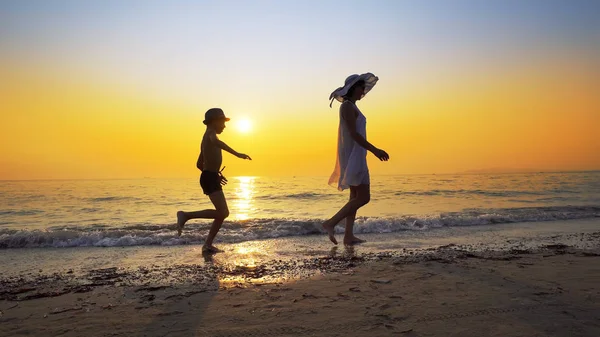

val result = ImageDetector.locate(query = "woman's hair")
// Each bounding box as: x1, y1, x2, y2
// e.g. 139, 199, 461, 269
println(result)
342, 80, 366, 101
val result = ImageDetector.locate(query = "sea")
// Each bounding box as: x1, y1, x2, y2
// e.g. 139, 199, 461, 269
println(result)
1, 172, 599, 249
1, 172, 599, 276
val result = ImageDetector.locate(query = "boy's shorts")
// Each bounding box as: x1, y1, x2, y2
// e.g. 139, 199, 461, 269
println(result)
200, 171, 222, 195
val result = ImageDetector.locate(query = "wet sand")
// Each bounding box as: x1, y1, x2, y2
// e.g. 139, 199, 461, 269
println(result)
2, 218, 599, 279
1, 229, 600, 336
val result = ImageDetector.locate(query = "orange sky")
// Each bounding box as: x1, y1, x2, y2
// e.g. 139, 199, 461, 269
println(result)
1, 56, 598, 180
1, 2, 599, 180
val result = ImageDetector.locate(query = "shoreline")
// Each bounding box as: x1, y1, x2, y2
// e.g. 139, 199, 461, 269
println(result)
1, 227, 600, 336
2, 231, 599, 299
1, 219, 600, 336
1, 218, 599, 279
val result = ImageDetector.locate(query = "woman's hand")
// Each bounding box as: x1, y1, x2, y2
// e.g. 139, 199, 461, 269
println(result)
373, 148, 389, 161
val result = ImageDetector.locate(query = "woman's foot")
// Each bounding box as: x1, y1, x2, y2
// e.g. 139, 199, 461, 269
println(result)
202, 244, 222, 254
343, 236, 365, 246
176, 211, 187, 236
322, 220, 338, 245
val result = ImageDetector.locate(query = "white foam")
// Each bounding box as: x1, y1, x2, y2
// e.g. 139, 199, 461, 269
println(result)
0, 206, 598, 249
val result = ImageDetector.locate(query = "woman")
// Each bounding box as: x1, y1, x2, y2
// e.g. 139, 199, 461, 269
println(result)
323, 73, 389, 245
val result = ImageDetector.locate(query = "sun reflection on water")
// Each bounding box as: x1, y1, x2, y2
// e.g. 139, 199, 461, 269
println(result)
216, 242, 277, 285
232, 176, 256, 220
233, 245, 259, 268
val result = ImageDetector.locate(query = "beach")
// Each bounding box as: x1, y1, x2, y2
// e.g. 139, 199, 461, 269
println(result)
2, 218, 599, 337
3, 0, 600, 335
1, 174, 599, 336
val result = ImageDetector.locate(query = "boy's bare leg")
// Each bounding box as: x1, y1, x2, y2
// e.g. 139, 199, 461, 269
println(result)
322, 184, 370, 245
176, 209, 220, 236
203, 190, 229, 253
344, 186, 366, 246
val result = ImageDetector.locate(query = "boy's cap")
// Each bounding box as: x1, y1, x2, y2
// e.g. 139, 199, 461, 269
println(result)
203, 108, 230, 125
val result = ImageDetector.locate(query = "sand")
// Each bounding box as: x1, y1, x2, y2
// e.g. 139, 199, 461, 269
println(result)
1, 233, 600, 336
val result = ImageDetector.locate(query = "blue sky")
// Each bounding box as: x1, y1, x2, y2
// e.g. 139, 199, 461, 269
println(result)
3, 0, 598, 105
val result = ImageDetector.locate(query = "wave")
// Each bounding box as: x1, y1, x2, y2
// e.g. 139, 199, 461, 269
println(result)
0, 206, 598, 249
86, 196, 139, 202
0, 209, 45, 216
394, 189, 551, 197
256, 192, 333, 200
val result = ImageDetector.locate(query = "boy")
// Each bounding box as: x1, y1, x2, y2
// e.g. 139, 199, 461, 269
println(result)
176, 108, 251, 253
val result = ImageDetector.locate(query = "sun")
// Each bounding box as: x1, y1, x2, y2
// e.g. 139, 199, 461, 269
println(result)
235, 118, 253, 133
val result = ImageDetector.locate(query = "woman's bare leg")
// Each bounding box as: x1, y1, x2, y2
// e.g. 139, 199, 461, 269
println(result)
344, 186, 367, 245
322, 184, 370, 245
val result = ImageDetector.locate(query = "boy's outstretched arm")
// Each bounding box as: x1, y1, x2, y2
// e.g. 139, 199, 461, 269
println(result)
209, 133, 252, 160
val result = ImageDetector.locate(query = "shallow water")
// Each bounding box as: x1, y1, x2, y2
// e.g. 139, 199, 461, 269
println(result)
2, 218, 598, 280
1, 172, 599, 249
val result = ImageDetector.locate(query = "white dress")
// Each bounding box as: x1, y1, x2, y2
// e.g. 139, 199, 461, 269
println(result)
328, 101, 370, 191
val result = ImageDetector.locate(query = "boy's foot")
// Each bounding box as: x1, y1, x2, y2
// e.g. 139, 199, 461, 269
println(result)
322, 221, 338, 245
202, 245, 222, 254
343, 236, 366, 246
176, 211, 187, 236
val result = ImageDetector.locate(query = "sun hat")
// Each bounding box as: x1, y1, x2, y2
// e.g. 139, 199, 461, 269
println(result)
329, 72, 378, 107
203, 108, 230, 125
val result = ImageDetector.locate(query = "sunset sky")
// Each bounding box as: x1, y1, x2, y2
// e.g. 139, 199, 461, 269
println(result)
1, 0, 599, 180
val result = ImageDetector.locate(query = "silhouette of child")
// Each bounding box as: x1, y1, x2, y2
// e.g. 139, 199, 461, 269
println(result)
177, 108, 251, 253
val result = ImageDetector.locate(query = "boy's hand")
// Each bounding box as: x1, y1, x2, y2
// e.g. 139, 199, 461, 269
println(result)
237, 153, 252, 160
218, 173, 228, 186
373, 148, 389, 161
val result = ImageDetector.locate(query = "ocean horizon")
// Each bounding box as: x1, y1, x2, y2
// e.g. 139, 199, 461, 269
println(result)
3, 169, 599, 182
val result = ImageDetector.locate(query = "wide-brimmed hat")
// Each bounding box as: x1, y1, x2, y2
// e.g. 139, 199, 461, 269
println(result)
203, 108, 230, 125
329, 73, 378, 107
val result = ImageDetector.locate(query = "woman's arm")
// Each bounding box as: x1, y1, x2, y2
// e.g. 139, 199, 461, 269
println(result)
341, 104, 389, 161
